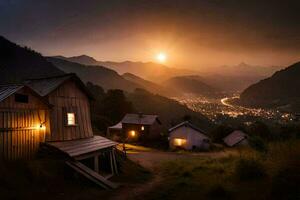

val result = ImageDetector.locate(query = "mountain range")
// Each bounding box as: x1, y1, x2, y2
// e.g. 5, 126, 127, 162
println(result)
56, 55, 196, 82
48, 57, 142, 92
239, 61, 300, 112
58, 55, 281, 92
0, 36, 64, 84
0, 36, 211, 129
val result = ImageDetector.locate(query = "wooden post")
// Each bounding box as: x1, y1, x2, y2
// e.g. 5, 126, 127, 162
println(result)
94, 155, 99, 173
123, 141, 127, 157
110, 149, 114, 175
112, 148, 118, 175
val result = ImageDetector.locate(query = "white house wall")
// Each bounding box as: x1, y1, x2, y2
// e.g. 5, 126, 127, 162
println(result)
169, 126, 209, 150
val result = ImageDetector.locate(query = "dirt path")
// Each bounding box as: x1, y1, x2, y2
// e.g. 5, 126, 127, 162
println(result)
110, 148, 237, 200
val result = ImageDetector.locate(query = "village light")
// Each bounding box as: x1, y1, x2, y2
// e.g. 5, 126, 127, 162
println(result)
174, 138, 185, 146
130, 130, 136, 137
141, 126, 144, 131
36, 124, 46, 130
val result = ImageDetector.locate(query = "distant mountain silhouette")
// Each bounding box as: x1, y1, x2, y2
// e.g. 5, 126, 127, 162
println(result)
239, 61, 300, 112
48, 57, 143, 92
56, 55, 197, 82
0, 36, 64, 84
217, 62, 282, 77
57, 55, 280, 92
163, 76, 219, 97
122, 73, 174, 96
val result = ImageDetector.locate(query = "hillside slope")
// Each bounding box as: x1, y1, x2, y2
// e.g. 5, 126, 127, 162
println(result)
122, 73, 174, 96
239, 61, 300, 111
0, 36, 64, 84
127, 89, 212, 131
164, 76, 219, 97
48, 57, 142, 92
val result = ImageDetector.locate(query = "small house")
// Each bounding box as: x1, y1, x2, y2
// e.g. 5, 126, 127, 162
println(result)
168, 121, 210, 150
108, 113, 162, 141
107, 122, 122, 141
223, 130, 248, 147
0, 74, 119, 189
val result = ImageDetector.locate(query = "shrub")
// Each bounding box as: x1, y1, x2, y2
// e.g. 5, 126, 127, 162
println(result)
248, 136, 268, 153
207, 184, 232, 200
210, 125, 234, 143
248, 121, 272, 140
235, 158, 266, 181
270, 164, 300, 200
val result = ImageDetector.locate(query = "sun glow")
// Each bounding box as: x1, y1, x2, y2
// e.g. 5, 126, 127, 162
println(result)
156, 52, 167, 63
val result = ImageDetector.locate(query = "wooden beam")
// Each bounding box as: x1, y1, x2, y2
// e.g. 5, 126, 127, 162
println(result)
110, 150, 114, 175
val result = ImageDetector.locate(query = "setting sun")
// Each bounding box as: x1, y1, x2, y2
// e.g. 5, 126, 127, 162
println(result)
156, 52, 167, 63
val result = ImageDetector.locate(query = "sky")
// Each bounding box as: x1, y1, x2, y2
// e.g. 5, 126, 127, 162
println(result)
1, 0, 300, 69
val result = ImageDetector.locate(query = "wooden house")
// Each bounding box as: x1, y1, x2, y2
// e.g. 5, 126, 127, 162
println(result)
0, 74, 119, 189
168, 121, 210, 150
108, 113, 162, 141
223, 130, 248, 147
0, 85, 50, 159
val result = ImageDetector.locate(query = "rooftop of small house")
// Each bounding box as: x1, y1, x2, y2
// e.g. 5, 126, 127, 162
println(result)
223, 130, 248, 147
168, 121, 206, 134
121, 113, 161, 125
108, 122, 123, 130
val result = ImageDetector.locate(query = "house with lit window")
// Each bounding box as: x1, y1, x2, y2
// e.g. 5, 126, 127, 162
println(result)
108, 113, 162, 141
0, 74, 118, 189
168, 121, 210, 150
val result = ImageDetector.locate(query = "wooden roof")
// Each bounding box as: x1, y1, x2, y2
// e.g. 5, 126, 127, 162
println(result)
121, 113, 161, 125
108, 122, 122, 130
223, 130, 248, 147
25, 73, 94, 99
0, 85, 23, 102
168, 121, 206, 134
46, 135, 118, 158
0, 84, 51, 106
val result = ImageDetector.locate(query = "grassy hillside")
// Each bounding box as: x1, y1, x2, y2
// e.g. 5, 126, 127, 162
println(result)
138, 140, 300, 200
0, 36, 64, 84
163, 76, 220, 97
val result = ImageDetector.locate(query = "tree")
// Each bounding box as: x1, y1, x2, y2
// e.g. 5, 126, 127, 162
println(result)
102, 89, 133, 124
210, 125, 234, 143
248, 121, 271, 140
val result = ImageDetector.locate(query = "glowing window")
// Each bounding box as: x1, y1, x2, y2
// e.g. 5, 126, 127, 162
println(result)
141, 126, 145, 131
67, 113, 76, 125
174, 138, 186, 146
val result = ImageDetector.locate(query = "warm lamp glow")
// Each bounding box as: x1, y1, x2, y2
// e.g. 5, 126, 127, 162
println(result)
130, 130, 136, 137
141, 126, 145, 131
36, 124, 46, 130
156, 52, 167, 63
174, 138, 186, 146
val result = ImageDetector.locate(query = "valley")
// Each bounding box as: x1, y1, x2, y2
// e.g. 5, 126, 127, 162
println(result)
173, 94, 294, 125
